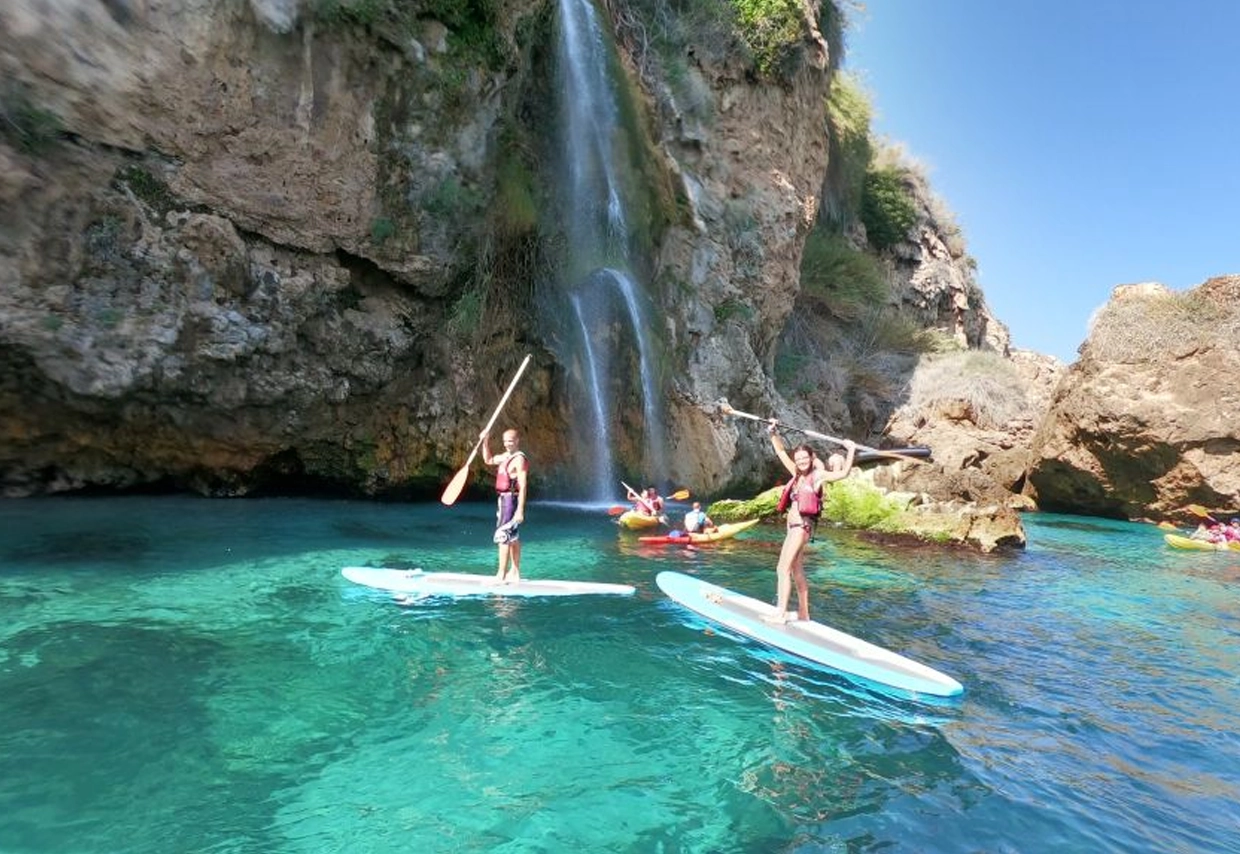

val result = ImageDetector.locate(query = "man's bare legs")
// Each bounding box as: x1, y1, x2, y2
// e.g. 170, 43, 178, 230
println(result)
495, 541, 521, 583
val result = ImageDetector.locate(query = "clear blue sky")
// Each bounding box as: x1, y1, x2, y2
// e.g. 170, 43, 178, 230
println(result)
844, 0, 1240, 363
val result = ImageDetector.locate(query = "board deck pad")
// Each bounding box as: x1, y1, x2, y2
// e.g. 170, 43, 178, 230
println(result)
342, 567, 636, 598
656, 571, 962, 697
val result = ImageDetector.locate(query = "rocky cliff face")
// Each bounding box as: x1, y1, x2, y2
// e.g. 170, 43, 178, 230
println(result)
1024, 276, 1240, 520
887, 166, 1010, 356
2, 0, 549, 496
0, 0, 853, 497
10, 0, 1210, 531
618, 7, 838, 494
652, 119, 1017, 494
873, 348, 1063, 546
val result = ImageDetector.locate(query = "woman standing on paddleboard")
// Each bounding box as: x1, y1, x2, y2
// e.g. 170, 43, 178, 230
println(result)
481, 427, 527, 583
767, 419, 854, 624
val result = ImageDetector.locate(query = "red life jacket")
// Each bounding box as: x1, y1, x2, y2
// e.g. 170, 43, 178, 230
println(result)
776, 473, 821, 517
495, 451, 526, 494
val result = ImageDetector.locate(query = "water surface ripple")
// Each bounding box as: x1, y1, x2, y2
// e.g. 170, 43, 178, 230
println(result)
1, 498, 1238, 852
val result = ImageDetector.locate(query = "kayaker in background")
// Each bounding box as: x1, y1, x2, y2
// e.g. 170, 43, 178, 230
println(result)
1188, 523, 1210, 540
481, 427, 527, 584
683, 502, 716, 534
643, 485, 665, 517
767, 418, 855, 625
1228, 519, 1240, 542
1192, 522, 1230, 544
626, 484, 665, 518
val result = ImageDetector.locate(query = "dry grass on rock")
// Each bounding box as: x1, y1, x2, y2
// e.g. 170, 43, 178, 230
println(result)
903, 350, 1028, 429
1087, 285, 1240, 364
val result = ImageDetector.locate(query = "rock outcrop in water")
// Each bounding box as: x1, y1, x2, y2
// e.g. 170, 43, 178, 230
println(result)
1024, 276, 1240, 520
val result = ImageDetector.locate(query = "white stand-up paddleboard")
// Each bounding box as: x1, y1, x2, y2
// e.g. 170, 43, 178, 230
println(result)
342, 567, 635, 598
656, 571, 962, 697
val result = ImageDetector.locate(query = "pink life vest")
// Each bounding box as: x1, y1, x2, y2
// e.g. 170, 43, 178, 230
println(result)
777, 473, 821, 517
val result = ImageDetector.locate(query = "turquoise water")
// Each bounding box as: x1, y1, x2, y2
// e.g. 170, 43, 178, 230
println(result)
1, 498, 1239, 853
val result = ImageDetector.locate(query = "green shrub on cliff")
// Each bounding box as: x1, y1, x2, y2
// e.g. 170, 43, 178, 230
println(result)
311, 0, 387, 27
113, 165, 178, 214
822, 73, 873, 226
0, 88, 63, 154
611, 0, 842, 81
310, 0, 504, 67
425, 175, 481, 217
495, 155, 538, 237
370, 217, 396, 244
799, 230, 888, 321
425, 0, 503, 62
731, 0, 805, 76
447, 286, 483, 338
860, 166, 918, 251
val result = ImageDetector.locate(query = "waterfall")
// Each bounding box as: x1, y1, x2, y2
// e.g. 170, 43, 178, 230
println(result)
551, 0, 666, 501
569, 292, 616, 492
557, 0, 628, 252
602, 268, 667, 481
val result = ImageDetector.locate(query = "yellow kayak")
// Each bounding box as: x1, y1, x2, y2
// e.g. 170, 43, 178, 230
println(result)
1164, 533, 1240, 551
616, 510, 664, 530
639, 518, 761, 545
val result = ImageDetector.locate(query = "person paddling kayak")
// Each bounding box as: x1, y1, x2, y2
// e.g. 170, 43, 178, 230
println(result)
625, 484, 665, 519
683, 502, 716, 534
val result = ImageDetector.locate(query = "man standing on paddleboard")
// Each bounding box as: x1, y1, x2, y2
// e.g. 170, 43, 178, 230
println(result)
481, 428, 527, 583
767, 419, 854, 624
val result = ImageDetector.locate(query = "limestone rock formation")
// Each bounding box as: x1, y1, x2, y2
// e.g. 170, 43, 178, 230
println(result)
0, 0, 845, 497
888, 167, 1011, 356
1024, 276, 1240, 520
0, 0, 547, 495
881, 348, 1066, 509
624, 10, 838, 493
898, 502, 1027, 553
657, 115, 1018, 498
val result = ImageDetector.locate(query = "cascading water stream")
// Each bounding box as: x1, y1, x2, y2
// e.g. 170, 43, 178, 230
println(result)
569, 292, 616, 492
601, 268, 667, 480
552, 0, 667, 501
557, 0, 627, 247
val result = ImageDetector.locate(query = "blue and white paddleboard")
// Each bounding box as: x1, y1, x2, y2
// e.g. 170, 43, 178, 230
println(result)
342, 567, 635, 598
655, 571, 963, 697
